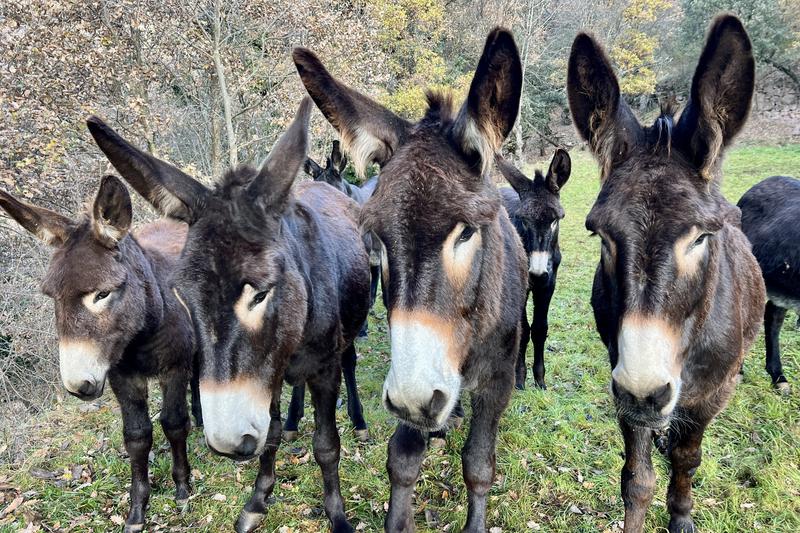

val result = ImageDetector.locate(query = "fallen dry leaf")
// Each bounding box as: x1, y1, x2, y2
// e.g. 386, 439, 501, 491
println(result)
0, 495, 23, 518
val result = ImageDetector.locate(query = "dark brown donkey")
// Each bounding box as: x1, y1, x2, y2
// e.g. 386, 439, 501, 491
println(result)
567, 15, 765, 533
87, 98, 370, 533
497, 150, 571, 389
738, 175, 800, 393
295, 28, 527, 532
0, 177, 200, 533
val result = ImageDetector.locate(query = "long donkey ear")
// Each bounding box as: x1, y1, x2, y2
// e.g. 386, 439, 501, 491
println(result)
304, 157, 324, 179
567, 34, 641, 179
293, 48, 412, 177
330, 140, 348, 173
674, 15, 755, 178
494, 155, 531, 195
248, 98, 312, 206
453, 28, 522, 177
545, 148, 571, 194
91, 175, 132, 248
86, 116, 210, 223
0, 189, 73, 246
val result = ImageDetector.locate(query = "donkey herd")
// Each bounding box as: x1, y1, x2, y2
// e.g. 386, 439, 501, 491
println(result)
1, 13, 798, 533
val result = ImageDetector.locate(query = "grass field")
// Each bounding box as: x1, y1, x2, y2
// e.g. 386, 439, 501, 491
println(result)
2, 144, 800, 532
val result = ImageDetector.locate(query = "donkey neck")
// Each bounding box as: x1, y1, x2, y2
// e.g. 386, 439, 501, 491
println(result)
119, 235, 176, 360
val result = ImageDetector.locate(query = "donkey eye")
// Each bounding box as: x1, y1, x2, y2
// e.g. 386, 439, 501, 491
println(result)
250, 289, 272, 309
692, 233, 712, 248
94, 291, 111, 303
457, 225, 476, 244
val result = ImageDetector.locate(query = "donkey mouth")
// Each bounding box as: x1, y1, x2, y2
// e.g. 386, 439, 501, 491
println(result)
205, 439, 263, 462
617, 409, 671, 430
66, 380, 105, 401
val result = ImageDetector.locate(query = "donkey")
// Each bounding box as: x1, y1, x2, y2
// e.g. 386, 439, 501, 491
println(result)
497, 150, 571, 389
275, 141, 385, 443
738, 175, 800, 393
305, 141, 381, 314
305, 140, 380, 204
0, 177, 200, 533
567, 15, 765, 532
295, 27, 528, 532
87, 98, 370, 533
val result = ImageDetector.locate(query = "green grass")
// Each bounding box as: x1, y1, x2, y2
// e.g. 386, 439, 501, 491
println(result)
3, 144, 800, 532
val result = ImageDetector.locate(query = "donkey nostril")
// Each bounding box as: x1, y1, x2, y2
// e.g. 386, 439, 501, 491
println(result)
77, 380, 96, 397
234, 435, 258, 457
427, 389, 448, 419
384, 393, 397, 413
647, 383, 673, 412
611, 380, 636, 403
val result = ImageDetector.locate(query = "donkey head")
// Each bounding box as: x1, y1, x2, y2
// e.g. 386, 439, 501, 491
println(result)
87, 99, 313, 460
295, 28, 522, 430
568, 15, 754, 428
1, 176, 149, 400
497, 150, 570, 277
304, 140, 349, 195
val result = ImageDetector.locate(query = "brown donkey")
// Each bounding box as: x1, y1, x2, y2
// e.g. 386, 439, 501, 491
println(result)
0, 177, 200, 532
87, 98, 370, 533
567, 15, 765, 533
295, 28, 528, 532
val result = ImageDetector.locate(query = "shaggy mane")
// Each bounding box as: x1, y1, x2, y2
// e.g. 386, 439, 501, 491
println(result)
648, 97, 679, 155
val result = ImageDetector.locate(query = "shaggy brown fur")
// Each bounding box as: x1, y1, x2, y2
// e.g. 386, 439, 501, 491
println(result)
568, 15, 765, 533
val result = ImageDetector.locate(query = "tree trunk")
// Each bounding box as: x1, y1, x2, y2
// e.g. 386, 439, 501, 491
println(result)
213, 0, 238, 167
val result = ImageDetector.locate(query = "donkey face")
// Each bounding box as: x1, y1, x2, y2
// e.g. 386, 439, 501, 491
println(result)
497, 150, 570, 277
87, 100, 313, 460
568, 15, 754, 428
304, 140, 349, 194
295, 28, 522, 430
1, 176, 145, 400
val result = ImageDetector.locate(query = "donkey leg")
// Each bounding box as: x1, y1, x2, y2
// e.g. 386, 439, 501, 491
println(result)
515, 300, 530, 390
359, 264, 380, 338
158, 370, 192, 504
764, 301, 789, 392
386, 423, 427, 532
370, 264, 381, 307
308, 370, 353, 533
236, 396, 283, 533
283, 384, 305, 441
531, 285, 554, 390
619, 419, 656, 533
461, 383, 512, 533
109, 371, 152, 533
666, 423, 706, 533
342, 343, 369, 440
190, 352, 203, 427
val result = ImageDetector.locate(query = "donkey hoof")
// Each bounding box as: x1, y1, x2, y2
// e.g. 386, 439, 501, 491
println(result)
534, 380, 547, 390
668, 515, 696, 533
332, 516, 355, 533
235, 510, 264, 533
430, 437, 446, 449
354, 428, 370, 442
282, 430, 299, 442
124, 524, 144, 533
775, 381, 791, 395
653, 432, 669, 456
175, 489, 190, 508
515, 382, 526, 391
